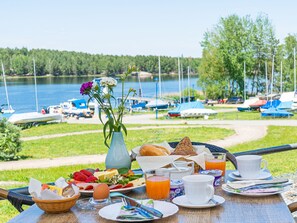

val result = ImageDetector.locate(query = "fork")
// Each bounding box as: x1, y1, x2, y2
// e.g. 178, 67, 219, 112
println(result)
122, 198, 154, 219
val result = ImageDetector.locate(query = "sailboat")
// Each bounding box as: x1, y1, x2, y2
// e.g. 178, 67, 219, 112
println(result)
145, 56, 168, 109
1, 62, 15, 114
8, 59, 62, 125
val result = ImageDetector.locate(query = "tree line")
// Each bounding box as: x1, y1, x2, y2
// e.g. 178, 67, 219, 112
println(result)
198, 14, 297, 99
0, 48, 200, 77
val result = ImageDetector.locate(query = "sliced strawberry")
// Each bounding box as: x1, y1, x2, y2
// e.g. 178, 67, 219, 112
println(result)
80, 169, 93, 177
85, 175, 98, 183
109, 184, 123, 190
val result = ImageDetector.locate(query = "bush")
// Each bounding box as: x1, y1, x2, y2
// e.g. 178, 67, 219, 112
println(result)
0, 119, 22, 160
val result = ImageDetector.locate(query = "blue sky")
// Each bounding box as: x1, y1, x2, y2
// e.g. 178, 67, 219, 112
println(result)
0, 0, 296, 57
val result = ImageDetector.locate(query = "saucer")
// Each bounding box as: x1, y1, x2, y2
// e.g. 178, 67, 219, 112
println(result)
229, 171, 272, 181
172, 195, 225, 208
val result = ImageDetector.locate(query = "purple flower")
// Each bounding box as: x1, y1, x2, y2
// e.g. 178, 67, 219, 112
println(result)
80, 82, 93, 95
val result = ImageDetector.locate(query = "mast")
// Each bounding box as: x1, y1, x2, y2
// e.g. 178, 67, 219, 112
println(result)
294, 47, 296, 92
158, 56, 161, 98
271, 55, 275, 101
265, 61, 268, 101
137, 71, 143, 98
187, 66, 190, 103
178, 57, 181, 104
33, 58, 39, 112
1, 62, 10, 109
280, 61, 283, 94
244, 61, 246, 101
181, 55, 184, 101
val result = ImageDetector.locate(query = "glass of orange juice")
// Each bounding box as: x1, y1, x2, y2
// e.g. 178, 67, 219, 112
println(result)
145, 169, 170, 200
205, 152, 226, 176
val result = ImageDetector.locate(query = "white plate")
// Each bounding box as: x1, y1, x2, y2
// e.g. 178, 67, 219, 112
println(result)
80, 184, 146, 195
221, 183, 290, 197
172, 195, 225, 208
98, 200, 179, 222
228, 171, 272, 181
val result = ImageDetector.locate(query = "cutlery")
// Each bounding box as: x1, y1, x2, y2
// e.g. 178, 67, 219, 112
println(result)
237, 182, 292, 191
122, 198, 154, 219
110, 192, 163, 218
227, 178, 289, 189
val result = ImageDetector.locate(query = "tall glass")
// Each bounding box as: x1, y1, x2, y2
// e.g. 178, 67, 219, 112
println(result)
145, 169, 170, 200
205, 152, 226, 176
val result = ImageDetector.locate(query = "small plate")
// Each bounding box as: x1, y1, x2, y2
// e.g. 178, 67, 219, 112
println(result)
222, 183, 290, 197
98, 200, 179, 222
229, 171, 272, 181
172, 195, 225, 208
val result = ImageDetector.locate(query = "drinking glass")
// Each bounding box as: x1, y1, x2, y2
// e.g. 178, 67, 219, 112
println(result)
205, 152, 226, 176
145, 169, 170, 200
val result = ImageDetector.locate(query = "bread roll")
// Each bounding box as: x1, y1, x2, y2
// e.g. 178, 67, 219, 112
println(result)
139, 144, 170, 156
171, 137, 197, 156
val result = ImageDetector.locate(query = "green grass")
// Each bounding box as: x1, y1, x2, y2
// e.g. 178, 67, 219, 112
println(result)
21, 123, 156, 137
19, 127, 233, 159
227, 126, 297, 175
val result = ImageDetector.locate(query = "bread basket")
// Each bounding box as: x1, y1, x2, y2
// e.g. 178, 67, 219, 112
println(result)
32, 193, 80, 214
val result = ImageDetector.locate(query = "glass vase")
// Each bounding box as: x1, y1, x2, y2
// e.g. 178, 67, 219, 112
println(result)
105, 131, 131, 169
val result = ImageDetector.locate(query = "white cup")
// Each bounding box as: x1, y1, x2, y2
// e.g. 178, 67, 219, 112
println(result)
236, 155, 268, 179
182, 175, 214, 205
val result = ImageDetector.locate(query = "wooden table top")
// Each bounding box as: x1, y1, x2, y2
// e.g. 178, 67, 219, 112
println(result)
9, 171, 295, 223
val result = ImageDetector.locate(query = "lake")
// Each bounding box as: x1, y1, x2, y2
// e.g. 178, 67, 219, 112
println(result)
0, 76, 200, 113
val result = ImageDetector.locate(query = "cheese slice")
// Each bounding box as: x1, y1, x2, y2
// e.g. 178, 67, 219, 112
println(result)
94, 169, 119, 181
130, 178, 145, 187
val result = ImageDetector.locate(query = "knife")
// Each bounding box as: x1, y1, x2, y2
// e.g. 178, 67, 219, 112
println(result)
122, 196, 163, 218
227, 178, 289, 189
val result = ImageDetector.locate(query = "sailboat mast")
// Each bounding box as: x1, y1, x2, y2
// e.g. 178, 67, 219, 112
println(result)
187, 66, 190, 103
181, 55, 184, 101
243, 61, 246, 101
158, 56, 161, 98
137, 71, 143, 98
280, 61, 283, 93
294, 47, 296, 92
271, 55, 275, 101
178, 58, 181, 103
265, 61, 268, 101
33, 58, 39, 112
1, 62, 10, 109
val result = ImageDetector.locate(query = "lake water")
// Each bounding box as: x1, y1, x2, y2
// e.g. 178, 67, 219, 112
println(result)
0, 76, 200, 113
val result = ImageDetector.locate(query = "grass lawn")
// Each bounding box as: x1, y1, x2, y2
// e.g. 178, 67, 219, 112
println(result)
21, 123, 156, 137
18, 126, 233, 159
227, 126, 297, 175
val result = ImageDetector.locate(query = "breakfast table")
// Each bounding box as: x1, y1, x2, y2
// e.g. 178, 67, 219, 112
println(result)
8, 171, 295, 223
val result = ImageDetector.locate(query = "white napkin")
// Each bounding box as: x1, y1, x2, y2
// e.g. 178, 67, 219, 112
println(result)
29, 177, 79, 200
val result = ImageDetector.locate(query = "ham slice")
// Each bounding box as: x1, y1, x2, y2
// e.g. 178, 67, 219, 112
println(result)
75, 182, 100, 191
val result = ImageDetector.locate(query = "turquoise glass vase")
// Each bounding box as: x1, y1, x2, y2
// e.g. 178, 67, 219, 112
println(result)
105, 131, 131, 169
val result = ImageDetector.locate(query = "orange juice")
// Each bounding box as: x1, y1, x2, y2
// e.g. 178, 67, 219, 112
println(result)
146, 176, 170, 200
205, 160, 226, 176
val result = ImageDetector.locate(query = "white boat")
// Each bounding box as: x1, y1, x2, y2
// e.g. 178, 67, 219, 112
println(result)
60, 98, 92, 118
145, 99, 168, 109
1, 104, 15, 114
237, 97, 259, 112
180, 108, 217, 118
8, 112, 62, 125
